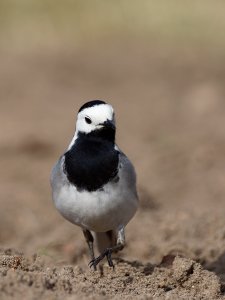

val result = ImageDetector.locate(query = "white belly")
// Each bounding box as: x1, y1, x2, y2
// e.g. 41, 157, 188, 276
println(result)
53, 181, 137, 232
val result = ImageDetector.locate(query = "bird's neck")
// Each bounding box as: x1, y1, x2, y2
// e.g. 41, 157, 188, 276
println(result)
78, 128, 116, 144
67, 128, 116, 151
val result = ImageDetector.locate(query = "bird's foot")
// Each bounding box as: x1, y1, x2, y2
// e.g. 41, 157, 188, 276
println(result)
91, 259, 97, 271
89, 248, 114, 269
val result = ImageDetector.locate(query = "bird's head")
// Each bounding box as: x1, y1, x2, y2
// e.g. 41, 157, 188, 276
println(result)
75, 100, 116, 142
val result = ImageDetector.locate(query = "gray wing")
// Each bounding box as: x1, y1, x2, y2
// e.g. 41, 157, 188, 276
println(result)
117, 148, 139, 200
50, 155, 68, 191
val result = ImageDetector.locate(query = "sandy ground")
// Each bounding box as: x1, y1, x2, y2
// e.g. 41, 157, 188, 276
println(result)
1, 42, 225, 299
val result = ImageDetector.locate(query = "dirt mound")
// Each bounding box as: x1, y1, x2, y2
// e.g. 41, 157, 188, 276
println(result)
0, 249, 222, 300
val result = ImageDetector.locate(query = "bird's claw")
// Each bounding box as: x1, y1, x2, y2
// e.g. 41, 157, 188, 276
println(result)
88, 259, 97, 271
89, 248, 114, 269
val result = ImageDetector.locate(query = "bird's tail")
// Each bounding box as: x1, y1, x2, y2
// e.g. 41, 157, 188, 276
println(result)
94, 230, 116, 253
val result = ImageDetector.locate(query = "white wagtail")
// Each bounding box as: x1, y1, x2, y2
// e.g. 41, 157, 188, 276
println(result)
51, 100, 138, 269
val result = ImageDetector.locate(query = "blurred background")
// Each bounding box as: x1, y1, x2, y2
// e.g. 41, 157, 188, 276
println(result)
1, 0, 225, 275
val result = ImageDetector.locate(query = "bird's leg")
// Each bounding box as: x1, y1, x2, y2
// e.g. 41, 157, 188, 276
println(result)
82, 229, 96, 271
89, 226, 125, 269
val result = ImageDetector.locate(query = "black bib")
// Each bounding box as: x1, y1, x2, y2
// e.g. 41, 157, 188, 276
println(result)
64, 132, 119, 192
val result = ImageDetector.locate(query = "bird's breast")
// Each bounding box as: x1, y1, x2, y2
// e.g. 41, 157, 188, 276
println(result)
63, 137, 119, 192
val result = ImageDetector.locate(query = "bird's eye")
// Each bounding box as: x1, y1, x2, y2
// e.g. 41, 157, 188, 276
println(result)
85, 117, 92, 124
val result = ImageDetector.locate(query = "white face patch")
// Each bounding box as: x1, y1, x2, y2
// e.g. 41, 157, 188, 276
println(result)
67, 103, 115, 150
76, 104, 115, 134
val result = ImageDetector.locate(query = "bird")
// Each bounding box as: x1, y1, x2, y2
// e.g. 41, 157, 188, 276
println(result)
50, 100, 138, 269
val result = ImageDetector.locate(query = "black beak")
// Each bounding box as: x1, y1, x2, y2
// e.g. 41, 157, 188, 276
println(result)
102, 119, 115, 130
